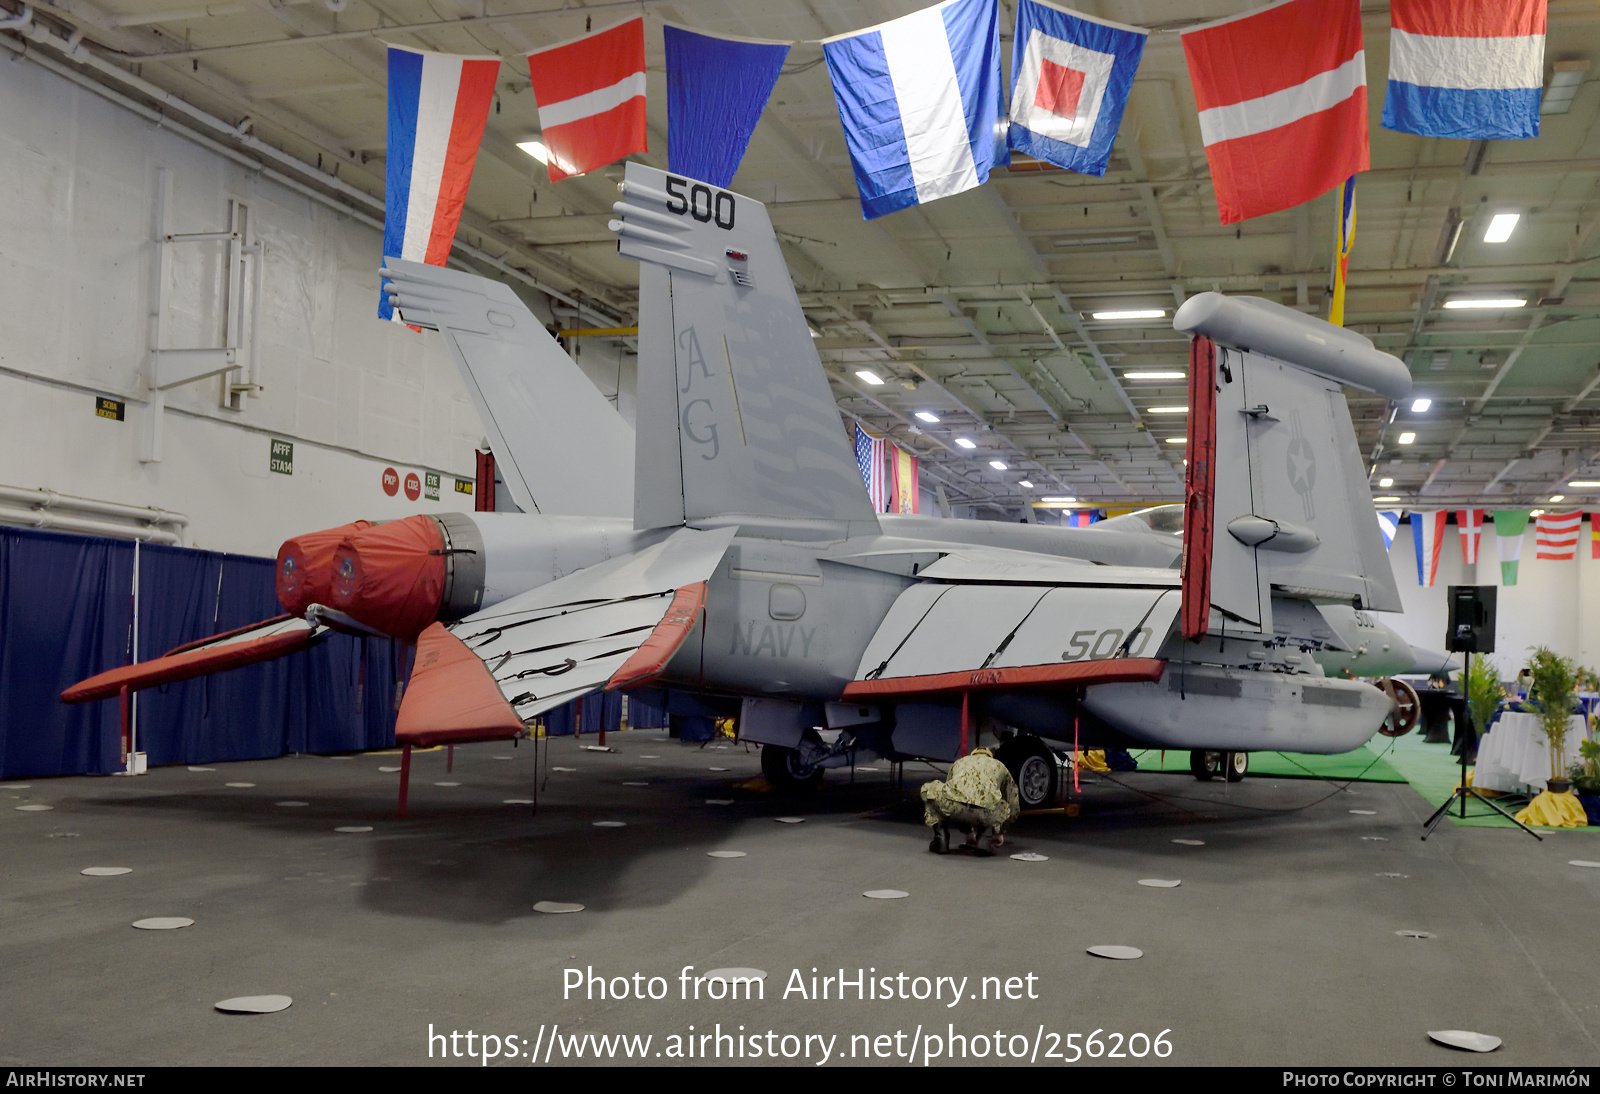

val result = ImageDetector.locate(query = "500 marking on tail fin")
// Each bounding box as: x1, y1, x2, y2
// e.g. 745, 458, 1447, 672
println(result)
665, 176, 735, 229
1063, 627, 1154, 661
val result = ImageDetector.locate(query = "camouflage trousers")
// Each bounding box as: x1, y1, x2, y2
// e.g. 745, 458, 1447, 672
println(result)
920, 780, 1014, 832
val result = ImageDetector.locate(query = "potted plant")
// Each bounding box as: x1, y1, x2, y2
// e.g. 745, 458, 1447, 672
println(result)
1464, 655, 1505, 741
1526, 646, 1580, 793
1573, 739, 1600, 825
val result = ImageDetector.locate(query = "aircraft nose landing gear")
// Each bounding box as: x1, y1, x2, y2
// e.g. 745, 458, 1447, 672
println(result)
1190, 750, 1248, 782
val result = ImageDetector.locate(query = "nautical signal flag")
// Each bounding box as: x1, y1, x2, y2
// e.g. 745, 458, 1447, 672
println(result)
1411, 509, 1446, 586
1455, 508, 1484, 565
1535, 510, 1582, 561
823, 0, 1007, 220
1006, 1, 1147, 177
664, 25, 789, 189
381, 46, 500, 321
1383, 0, 1546, 141
1181, 0, 1369, 225
1492, 509, 1530, 585
1329, 177, 1356, 326
527, 18, 648, 182
1377, 510, 1401, 550
1592, 514, 1600, 560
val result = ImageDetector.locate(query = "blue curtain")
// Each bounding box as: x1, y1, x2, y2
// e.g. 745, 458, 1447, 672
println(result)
0, 527, 406, 778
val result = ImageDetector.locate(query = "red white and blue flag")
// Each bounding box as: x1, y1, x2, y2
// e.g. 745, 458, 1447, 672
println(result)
1455, 508, 1484, 564
1181, 0, 1368, 225
1383, 0, 1545, 140
381, 46, 500, 321
1007, 0, 1147, 177
527, 19, 648, 182
1411, 509, 1446, 586
854, 425, 889, 512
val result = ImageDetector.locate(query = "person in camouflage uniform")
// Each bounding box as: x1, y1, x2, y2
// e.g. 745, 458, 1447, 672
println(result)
920, 747, 1021, 855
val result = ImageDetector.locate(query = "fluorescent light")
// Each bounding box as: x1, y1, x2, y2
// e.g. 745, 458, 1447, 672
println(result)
1443, 297, 1527, 310
955, 437, 977, 449
1374, 496, 1401, 503
1530, 508, 1546, 517
914, 411, 940, 423
855, 369, 884, 385
517, 139, 549, 164
1411, 398, 1432, 413
809, 329, 821, 339
1567, 480, 1600, 488
1379, 477, 1394, 487
1041, 496, 1077, 505
1165, 437, 1187, 445
1397, 432, 1416, 444
1550, 495, 1566, 503
1091, 309, 1166, 321
1124, 370, 1186, 380
1483, 213, 1520, 243
1018, 480, 1034, 489
1148, 406, 1188, 414
990, 460, 1008, 470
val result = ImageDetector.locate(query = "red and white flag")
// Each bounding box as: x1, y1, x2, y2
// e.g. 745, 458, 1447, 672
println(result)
1592, 513, 1600, 561
1455, 508, 1483, 564
1180, 0, 1368, 224
1536, 510, 1582, 560
527, 19, 647, 182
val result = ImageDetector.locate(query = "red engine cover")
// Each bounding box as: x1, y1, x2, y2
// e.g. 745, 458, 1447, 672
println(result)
329, 515, 448, 640
276, 521, 372, 616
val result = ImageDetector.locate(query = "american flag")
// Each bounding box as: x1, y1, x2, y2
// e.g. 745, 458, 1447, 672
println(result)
854, 424, 888, 512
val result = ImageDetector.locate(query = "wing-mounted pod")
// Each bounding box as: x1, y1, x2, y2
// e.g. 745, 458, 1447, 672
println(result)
1175, 293, 1409, 638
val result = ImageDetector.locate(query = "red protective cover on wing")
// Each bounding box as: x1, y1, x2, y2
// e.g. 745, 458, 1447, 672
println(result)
1181, 335, 1217, 641
276, 521, 372, 616
395, 622, 524, 746
606, 582, 708, 691
840, 658, 1166, 701
330, 515, 447, 640
61, 618, 316, 703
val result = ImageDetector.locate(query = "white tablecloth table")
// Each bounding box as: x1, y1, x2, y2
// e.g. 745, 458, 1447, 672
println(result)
1473, 711, 1587, 793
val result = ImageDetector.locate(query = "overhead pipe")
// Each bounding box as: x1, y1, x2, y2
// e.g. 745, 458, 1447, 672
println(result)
0, 4, 30, 28
0, 484, 189, 529
0, 503, 182, 545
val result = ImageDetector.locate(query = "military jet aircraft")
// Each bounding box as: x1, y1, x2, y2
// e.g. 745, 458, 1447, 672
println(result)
66, 163, 1440, 809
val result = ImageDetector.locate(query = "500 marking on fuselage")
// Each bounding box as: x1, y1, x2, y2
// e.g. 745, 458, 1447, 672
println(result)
665, 176, 735, 229
1062, 627, 1154, 661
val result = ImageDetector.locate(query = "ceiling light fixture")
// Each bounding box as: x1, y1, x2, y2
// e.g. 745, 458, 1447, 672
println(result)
990, 460, 1008, 470
955, 437, 977, 449
516, 139, 550, 164
1165, 437, 1187, 445
1379, 477, 1394, 487
1040, 496, 1077, 506
1530, 508, 1546, 517
1124, 370, 1186, 380
914, 411, 940, 423
1550, 494, 1566, 502
1567, 480, 1600, 488
1374, 496, 1401, 503
1148, 406, 1188, 414
1397, 432, 1416, 444
1443, 297, 1527, 310
1483, 213, 1520, 243
855, 369, 884, 385
1091, 309, 1166, 321
1018, 480, 1034, 489
1542, 59, 1589, 115
1411, 398, 1432, 413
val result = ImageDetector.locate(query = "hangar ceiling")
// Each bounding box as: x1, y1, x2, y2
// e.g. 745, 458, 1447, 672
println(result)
8, 0, 1600, 516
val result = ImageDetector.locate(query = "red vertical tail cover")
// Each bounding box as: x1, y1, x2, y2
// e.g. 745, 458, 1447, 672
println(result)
1180, 336, 1218, 640
276, 521, 373, 616
330, 515, 448, 640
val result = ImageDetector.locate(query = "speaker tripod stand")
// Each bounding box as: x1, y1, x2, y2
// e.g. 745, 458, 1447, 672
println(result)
1421, 651, 1542, 841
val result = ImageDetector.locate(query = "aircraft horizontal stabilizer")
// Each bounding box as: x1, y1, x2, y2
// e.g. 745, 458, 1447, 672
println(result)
61, 615, 324, 703
394, 623, 524, 746
446, 526, 735, 719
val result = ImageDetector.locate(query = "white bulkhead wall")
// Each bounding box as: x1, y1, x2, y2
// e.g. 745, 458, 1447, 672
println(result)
0, 55, 632, 557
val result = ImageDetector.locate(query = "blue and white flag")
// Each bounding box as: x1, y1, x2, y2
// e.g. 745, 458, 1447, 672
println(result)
1008, 0, 1146, 176
1378, 510, 1402, 550
823, 0, 1007, 220
665, 25, 789, 189
1382, 0, 1545, 140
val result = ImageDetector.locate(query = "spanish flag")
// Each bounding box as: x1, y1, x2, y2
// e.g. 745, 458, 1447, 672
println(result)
1328, 176, 1356, 326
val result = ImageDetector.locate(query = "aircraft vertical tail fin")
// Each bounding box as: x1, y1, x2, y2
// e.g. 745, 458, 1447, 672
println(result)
612, 163, 877, 530
381, 259, 634, 519
1174, 294, 1409, 634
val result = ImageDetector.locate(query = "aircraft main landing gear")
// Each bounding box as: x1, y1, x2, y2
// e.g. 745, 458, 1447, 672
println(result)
1190, 750, 1248, 782
760, 730, 827, 791
996, 735, 1058, 809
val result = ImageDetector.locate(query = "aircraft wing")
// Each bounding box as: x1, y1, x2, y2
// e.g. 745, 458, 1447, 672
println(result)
843, 582, 1178, 700
403, 527, 737, 725
61, 615, 326, 703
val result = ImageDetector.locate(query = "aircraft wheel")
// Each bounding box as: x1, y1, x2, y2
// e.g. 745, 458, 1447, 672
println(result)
1190, 750, 1220, 781
997, 736, 1057, 809
760, 736, 824, 791
1379, 678, 1421, 737
1225, 750, 1249, 782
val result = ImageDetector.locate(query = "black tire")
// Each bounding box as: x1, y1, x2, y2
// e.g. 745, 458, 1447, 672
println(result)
1190, 750, 1219, 781
760, 738, 824, 791
1225, 750, 1248, 782
997, 736, 1057, 810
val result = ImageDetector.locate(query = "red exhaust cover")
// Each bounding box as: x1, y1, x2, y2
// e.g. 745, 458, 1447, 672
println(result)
277, 521, 372, 616
330, 515, 447, 640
